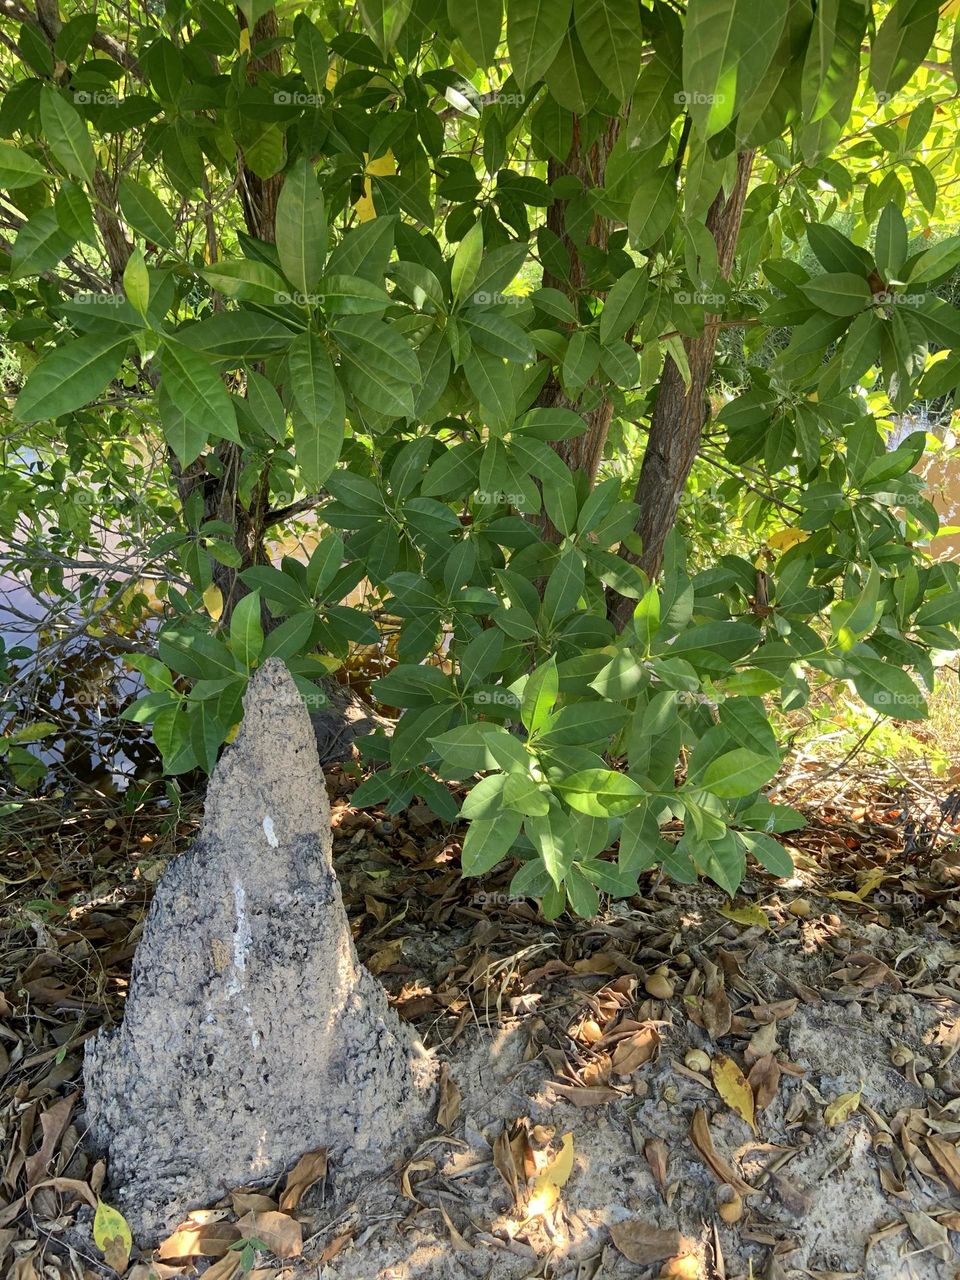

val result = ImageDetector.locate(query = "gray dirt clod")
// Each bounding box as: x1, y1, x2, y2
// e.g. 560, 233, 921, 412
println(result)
82, 658, 435, 1244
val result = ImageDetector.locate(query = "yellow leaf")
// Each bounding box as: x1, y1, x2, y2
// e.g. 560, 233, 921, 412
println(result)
354, 149, 397, 222
223, 722, 241, 744
528, 1132, 574, 1215
767, 526, 810, 553
854, 868, 887, 900
203, 583, 224, 621
239, 28, 251, 54
94, 1200, 132, 1272
718, 903, 770, 930
825, 1087, 861, 1126
325, 64, 338, 90
711, 1055, 757, 1134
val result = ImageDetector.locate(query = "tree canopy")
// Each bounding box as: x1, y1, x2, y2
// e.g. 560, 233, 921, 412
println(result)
3, 0, 960, 916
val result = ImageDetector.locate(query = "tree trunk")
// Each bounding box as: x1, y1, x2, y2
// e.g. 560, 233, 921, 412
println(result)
536, 115, 621, 533
606, 150, 755, 632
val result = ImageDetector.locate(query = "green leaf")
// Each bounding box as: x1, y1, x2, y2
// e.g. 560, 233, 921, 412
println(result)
293, 403, 344, 490
186, 313, 296, 360
800, 273, 872, 317
521, 655, 559, 735
461, 810, 523, 876
359, 0, 413, 54
118, 177, 177, 251
450, 0, 502, 65
739, 831, 793, 878
0, 142, 46, 189
574, 0, 644, 102
203, 259, 291, 307
451, 221, 485, 305
507, 0, 572, 91
701, 748, 779, 798
851, 657, 927, 721
870, 0, 940, 98
93, 1201, 132, 1258
627, 167, 676, 248
288, 329, 336, 424
230, 590, 264, 668
526, 805, 576, 887
276, 156, 327, 297
293, 14, 329, 94
682, 0, 787, 139
40, 86, 95, 183
10, 208, 74, 279
123, 246, 150, 317
555, 769, 644, 817
599, 267, 648, 344
160, 340, 240, 462
14, 333, 127, 423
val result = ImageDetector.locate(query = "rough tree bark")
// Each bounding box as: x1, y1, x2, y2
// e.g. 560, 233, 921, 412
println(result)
606, 150, 755, 632
537, 116, 622, 512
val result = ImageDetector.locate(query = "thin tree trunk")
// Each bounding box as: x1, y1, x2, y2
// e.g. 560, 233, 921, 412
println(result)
606, 150, 755, 631
536, 115, 621, 539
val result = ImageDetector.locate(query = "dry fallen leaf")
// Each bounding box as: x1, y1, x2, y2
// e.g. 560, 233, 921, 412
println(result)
529, 1132, 574, 1215
437, 1063, 462, 1130
279, 1148, 327, 1212
711, 1055, 757, 1133
824, 1088, 862, 1127
645, 1137, 670, 1194
904, 1209, 951, 1262
718, 903, 770, 930
609, 1220, 685, 1265
235, 1210, 302, 1259
158, 1220, 241, 1260
549, 1082, 621, 1106
926, 1135, 960, 1193
747, 1053, 781, 1112
611, 1026, 660, 1074
200, 1254, 242, 1280
688, 1108, 757, 1197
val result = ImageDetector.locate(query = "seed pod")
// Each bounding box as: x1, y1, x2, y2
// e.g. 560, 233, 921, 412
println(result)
645, 973, 675, 999
717, 1184, 743, 1224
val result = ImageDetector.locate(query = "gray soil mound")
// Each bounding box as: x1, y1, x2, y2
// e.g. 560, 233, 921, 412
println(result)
82, 659, 435, 1244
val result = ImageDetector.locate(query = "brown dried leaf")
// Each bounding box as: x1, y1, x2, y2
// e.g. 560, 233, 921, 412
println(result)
400, 1156, 435, 1202
609, 1220, 684, 1265
611, 1026, 660, 1074
437, 1063, 462, 1131
493, 1127, 520, 1201
747, 1054, 781, 1113
688, 1108, 757, 1197
744, 1020, 779, 1066
24, 1093, 76, 1188
438, 1194, 472, 1250
926, 1135, 960, 1193
549, 1083, 621, 1106
645, 1137, 669, 1193
231, 1191, 277, 1215
749, 999, 798, 1025
904, 1209, 950, 1262
158, 1221, 242, 1259
711, 1055, 757, 1134
824, 1088, 861, 1127
279, 1148, 327, 1212
198, 1254, 241, 1280
235, 1210, 302, 1259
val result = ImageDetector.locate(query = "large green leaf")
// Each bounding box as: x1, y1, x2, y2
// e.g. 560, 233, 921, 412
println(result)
507, 0, 572, 91
573, 0, 644, 103
701, 748, 779, 798
40, 86, 95, 183
230, 591, 264, 668
159, 339, 240, 462
14, 332, 128, 423
0, 142, 46, 189
682, 0, 787, 139
870, 0, 940, 98
118, 177, 177, 251
627, 167, 677, 248
275, 156, 327, 297
10, 209, 74, 279
449, 0, 502, 65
